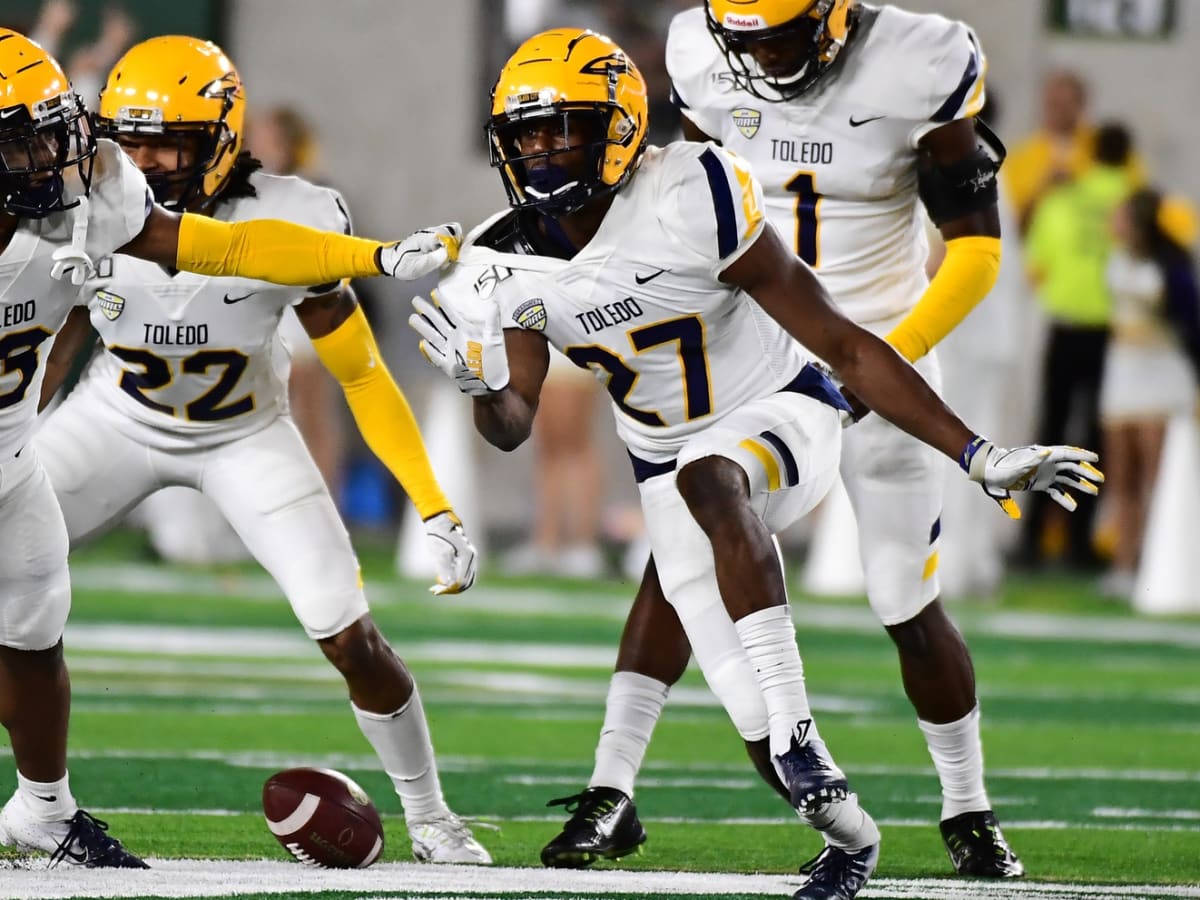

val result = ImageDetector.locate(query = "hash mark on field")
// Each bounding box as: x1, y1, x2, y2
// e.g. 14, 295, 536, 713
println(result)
75, 807, 1200, 834
5, 860, 1200, 899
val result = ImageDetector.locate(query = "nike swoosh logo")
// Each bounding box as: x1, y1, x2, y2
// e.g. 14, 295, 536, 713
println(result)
0, 108, 22, 120
635, 268, 669, 285
223, 292, 257, 304
848, 115, 885, 127
32, 793, 57, 802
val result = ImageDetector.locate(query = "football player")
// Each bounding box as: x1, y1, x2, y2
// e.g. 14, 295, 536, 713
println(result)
411, 29, 1102, 899
539, 0, 1030, 879
0, 28, 456, 867
32, 36, 491, 865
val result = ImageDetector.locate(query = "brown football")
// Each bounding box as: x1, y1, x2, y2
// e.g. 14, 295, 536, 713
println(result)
262, 767, 385, 868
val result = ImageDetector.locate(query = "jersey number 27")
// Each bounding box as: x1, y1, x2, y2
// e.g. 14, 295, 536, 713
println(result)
564, 314, 712, 427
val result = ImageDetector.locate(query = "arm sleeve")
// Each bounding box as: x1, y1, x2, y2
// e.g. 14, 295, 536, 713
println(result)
310, 305, 452, 519
885, 235, 1002, 362
175, 212, 384, 286
669, 145, 767, 278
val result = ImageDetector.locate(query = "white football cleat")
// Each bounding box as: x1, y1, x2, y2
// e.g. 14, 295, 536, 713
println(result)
0, 792, 147, 867
409, 812, 493, 864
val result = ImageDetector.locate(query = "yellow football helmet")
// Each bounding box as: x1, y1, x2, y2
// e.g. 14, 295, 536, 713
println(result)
706, 0, 857, 101
487, 28, 648, 215
97, 35, 246, 210
0, 29, 95, 218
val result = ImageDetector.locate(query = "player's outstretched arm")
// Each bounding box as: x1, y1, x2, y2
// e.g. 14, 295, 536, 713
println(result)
409, 292, 549, 452
39, 307, 95, 412
117, 206, 460, 286
722, 225, 1103, 516
299, 287, 476, 594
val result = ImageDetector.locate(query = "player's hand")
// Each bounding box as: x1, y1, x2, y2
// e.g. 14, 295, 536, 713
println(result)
962, 436, 1104, 519
377, 223, 462, 280
409, 292, 510, 395
423, 511, 477, 595
50, 246, 94, 285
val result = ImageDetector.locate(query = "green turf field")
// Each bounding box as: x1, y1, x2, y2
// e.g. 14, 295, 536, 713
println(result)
3, 531, 1198, 899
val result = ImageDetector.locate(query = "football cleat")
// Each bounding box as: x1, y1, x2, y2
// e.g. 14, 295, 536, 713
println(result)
0, 796, 147, 868
540, 786, 646, 868
408, 812, 493, 864
940, 810, 1025, 878
774, 719, 849, 814
794, 843, 880, 900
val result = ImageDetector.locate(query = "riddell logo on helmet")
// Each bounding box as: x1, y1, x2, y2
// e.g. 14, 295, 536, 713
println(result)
723, 13, 767, 29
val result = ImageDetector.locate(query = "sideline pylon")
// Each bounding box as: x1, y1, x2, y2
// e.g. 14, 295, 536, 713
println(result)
801, 475, 865, 596
1134, 415, 1200, 614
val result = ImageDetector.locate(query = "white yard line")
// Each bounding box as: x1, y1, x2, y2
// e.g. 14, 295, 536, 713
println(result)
70, 563, 1200, 648
3, 859, 1199, 900
28, 806, 1200, 834
3, 746, 1195, 785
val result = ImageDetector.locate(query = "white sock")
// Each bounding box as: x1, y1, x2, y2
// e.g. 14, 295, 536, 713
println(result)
734, 605, 818, 757
353, 690, 448, 824
588, 672, 669, 797
16, 772, 76, 822
919, 705, 990, 820
805, 792, 881, 852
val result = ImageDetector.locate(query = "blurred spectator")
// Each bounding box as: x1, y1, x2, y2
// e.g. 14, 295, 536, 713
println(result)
246, 106, 347, 495
1006, 70, 1143, 233
1019, 122, 1135, 570
502, 352, 606, 578
31, 1, 136, 107
1097, 188, 1200, 598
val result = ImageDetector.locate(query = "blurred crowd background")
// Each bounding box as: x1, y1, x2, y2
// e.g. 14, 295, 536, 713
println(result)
8, 0, 1200, 608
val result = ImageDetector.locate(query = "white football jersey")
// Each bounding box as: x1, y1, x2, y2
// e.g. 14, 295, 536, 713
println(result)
667, 4, 986, 324
0, 139, 151, 458
441, 143, 813, 464
75, 171, 351, 450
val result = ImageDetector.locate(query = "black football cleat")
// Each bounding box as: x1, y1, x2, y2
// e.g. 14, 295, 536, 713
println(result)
50, 810, 149, 869
940, 809, 1025, 878
774, 719, 849, 815
794, 843, 879, 900
539, 786, 646, 868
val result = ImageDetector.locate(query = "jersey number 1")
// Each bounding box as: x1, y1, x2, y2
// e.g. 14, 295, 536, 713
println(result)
785, 171, 822, 267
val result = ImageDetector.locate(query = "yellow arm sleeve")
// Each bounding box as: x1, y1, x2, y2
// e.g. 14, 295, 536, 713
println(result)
311, 305, 452, 520
176, 212, 384, 286
885, 235, 1002, 363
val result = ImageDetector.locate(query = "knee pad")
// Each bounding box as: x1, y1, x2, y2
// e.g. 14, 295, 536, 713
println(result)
1, 566, 70, 651
699, 646, 769, 741
672, 583, 769, 742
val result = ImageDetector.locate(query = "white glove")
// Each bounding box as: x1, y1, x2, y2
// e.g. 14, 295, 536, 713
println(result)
377, 222, 462, 280
50, 245, 94, 285
409, 292, 510, 395
962, 436, 1104, 519
423, 511, 478, 595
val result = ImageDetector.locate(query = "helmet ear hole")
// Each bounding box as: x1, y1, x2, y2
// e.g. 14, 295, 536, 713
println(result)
96, 35, 246, 211
706, 0, 857, 101
0, 29, 97, 217
487, 29, 649, 215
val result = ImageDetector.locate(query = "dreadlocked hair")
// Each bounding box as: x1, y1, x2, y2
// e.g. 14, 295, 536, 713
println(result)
215, 152, 263, 205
